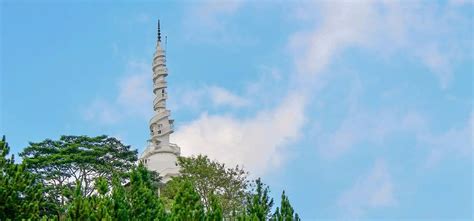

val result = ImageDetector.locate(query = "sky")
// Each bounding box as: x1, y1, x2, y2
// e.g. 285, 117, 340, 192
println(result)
1, 0, 473, 220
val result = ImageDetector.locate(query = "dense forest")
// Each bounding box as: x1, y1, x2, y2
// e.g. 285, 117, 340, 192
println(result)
0, 135, 299, 220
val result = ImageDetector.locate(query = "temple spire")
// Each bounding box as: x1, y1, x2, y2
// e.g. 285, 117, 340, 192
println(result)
157, 20, 161, 42
141, 20, 181, 183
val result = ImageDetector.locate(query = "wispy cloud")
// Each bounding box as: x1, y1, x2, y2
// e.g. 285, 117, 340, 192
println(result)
82, 60, 152, 125
338, 159, 396, 218
116, 61, 152, 117
420, 111, 474, 169
289, 0, 470, 89
208, 86, 250, 108
315, 78, 472, 167
170, 85, 249, 112
82, 99, 121, 125
181, 0, 252, 45
175, 0, 471, 176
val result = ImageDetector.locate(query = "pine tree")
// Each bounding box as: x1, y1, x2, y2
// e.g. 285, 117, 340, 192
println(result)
271, 191, 300, 221
66, 182, 92, 220
245, 178, 274, 220
0, 136, 48, 220
129, 163, 166, 220
110, 175, 130, 220
91, 177, 114, 220
171, 180, 205, 220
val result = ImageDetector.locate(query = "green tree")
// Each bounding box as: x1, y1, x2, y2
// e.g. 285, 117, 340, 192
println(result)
0, 136, 49, 220
271, 191, 300, 221
160, 177, 182, 210
64, 165, 167, 221
171, 180, 205, 221
206, 194, 223, 221
20, 135, 137, 207
246, 178, 274, 220
91, 177, 113, 220
65, 182, 91, 220
128, 163, 166, 220
167, 155, 249, 217
110, 175, 130, 220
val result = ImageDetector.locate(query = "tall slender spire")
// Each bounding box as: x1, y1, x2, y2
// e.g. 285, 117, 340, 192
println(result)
157, 20, 161, 42
141, 20, 181, 183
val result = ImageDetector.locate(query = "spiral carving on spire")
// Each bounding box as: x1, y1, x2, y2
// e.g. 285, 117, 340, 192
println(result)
140, 19, 181, 183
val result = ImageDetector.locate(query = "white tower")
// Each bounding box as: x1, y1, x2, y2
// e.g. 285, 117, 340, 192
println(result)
140, 20, 181, 183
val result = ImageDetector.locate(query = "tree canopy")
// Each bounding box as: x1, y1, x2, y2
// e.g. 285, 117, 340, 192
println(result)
20, 135, 137, 207
161, 155, 249, 217
0, 136, 47, 220
1, 135, 300, 220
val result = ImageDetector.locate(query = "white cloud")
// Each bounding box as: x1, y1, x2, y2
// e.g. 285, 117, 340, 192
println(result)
83, 1, 471, 180
182, 0, 252, 45
82, 99, 120, 125
172, 92, 306, 175
170, 85, 250, 112
174, 0, 471, 176
338, 159, 396, 218
289, 0, 468, 89
319, 108, 406, 159
420, 111, 474, 169
417, 45, 452, 90
208, 86, 249, 108
117, 61, 152, 117
449, 0, 474, 6
189, 0, 242, 29
83, 60, 152, 124
317, 95, 472, 168
169, 66, 285, 112
289, 0, 377, 78
289, 0, 471, 171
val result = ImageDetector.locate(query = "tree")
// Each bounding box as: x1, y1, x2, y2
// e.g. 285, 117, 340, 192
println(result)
167, 155, 249, 217
207, 194, 223, 221
65, 182, 93, 220
20, 135, 137, 208
66, 180, 114, 221
246, 178, 274, 220
0, 136, 49, 220
5, 131, 302, 219
171, 180, 205, 220
64, 164, 167, 220
128, 163, 166, 220
271, 191, 300, 221
109, 175, 130, 220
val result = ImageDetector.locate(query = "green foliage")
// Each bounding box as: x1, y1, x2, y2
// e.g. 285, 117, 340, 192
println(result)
271, 191, 300, 221
2, 133, 301, 220
95, 177, 109, 196
174, 155, 250, 217
159, 177, 181, 210
110, 175, 130, 220
0, 136, 50, 220
171, 180, 205, 220
207, 194, 223, 221
245, 178, 274, 220
20, 135, 137, 208
128, 163, 166, 220
66, 182, 92, 220
65, 164, 167, 221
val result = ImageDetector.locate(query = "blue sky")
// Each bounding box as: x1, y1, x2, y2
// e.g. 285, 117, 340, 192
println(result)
1, 0, 473, 220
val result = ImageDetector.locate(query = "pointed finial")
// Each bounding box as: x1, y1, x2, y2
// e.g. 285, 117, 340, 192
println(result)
157, 20, 161, 42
